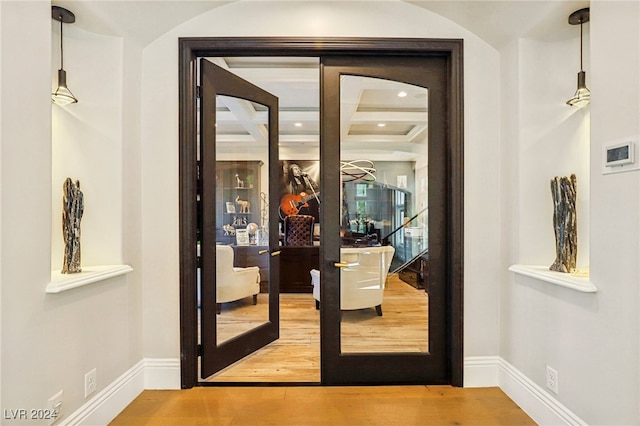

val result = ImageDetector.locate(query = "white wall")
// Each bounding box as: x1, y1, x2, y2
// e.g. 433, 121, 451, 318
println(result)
589, 1, 640, 423
1, 0, 144, 421
140, 0, 502, 362
516, 35, 591, 269
122, 33, 145, 365
500, 1, 640, 424
51, 25, 124, 268
0, 0, 4, 412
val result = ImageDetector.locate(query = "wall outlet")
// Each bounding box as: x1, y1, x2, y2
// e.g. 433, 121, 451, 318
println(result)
546, 365, 558, 394
84, 368, 97, 398
47, 390, 63, 426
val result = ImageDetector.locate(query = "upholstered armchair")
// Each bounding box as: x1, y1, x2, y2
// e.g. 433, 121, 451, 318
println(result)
216, 245, 260, 313
310, 245, 395, 316
283, 215, 315, 246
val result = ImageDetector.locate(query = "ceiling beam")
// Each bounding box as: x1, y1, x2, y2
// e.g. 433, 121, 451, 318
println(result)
340, 78, 364, 142
208, 58, 268, 144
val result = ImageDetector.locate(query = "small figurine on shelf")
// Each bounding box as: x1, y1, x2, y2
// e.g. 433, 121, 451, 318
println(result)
223, 224, 236, 236
235, 195, 250, 213
246, 222, 259, 245
235, 173, 245, 188
232, 216, 247, 227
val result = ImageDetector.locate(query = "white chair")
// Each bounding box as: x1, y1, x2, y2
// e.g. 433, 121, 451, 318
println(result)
310, 245, 395, 316
216, 245, 260, 313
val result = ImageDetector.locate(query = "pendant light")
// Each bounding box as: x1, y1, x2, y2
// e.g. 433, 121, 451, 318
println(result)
51, 6, 78, 105
566, 8, 590, 107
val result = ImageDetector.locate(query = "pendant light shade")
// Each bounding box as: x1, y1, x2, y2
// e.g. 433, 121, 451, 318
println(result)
566, 8, 590, 107
52, 6, 78, 105
566, 70, 590, 107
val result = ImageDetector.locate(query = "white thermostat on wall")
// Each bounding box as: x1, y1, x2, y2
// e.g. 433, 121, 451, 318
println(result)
603, 138, 639, 174
606, 141, 634, 166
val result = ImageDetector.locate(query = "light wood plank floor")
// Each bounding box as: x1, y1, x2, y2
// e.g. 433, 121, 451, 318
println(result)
204, 274, 428, 382
109, 386, 536, 425
115, 275, 536, 425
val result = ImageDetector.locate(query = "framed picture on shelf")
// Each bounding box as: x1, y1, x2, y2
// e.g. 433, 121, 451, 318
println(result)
226, 202, 236, 213
235, 229, 249, 245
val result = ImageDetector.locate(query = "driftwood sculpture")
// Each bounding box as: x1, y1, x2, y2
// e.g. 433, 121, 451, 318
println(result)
549, 174, 577, 273
62, 178, 84, 273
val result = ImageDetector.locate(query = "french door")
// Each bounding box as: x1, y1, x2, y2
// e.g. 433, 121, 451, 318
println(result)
179, 38, 463, 388
319, 56, 451, 384
199, 59, 280, 378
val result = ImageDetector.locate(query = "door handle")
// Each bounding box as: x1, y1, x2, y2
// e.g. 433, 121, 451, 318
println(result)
270, 250, 281, 257
334, 261, 359, 268
258, 250, 268, 255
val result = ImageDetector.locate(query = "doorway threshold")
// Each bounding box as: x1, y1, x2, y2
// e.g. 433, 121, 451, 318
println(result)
198, 381, 321, 387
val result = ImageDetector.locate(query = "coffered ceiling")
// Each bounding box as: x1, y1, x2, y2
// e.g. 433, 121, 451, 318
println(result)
208, 57, 427, 161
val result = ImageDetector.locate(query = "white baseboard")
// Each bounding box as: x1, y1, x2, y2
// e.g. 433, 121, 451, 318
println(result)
62, 356, 585, 426
464, 356, 586, 426
498, 358, 587, 426
463, 356, 501, 387
143, 358, 181, 389
60, 358, 181, 426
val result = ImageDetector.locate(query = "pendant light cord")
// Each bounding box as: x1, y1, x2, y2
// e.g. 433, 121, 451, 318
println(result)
59, 15, 64, 70
579, 20, 583, 72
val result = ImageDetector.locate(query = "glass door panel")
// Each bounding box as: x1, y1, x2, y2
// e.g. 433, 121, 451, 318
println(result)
339, 76, 429, 354
215, 96, 269, 345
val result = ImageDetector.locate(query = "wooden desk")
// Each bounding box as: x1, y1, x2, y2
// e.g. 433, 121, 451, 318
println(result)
279, 246, 319, 293
232, 245, 319, 293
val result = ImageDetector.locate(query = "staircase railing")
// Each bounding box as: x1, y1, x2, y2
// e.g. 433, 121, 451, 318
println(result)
391, 247, 428, 275
381, 207, 426, 247
381, 208, 428, 275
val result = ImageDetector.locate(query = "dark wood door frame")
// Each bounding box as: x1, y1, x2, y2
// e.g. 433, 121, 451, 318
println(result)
178, 37, 464, 389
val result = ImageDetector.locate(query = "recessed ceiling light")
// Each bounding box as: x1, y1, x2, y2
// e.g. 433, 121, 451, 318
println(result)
397, 91, 408, 98
377, 123, 386, 127
294, 122, 303, 127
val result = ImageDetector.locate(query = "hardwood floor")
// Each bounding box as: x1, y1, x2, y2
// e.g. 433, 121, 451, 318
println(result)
207, 292, 321, 382
109, 386, 536, 425
204, 273, 428, 382
342, 274, 428, 353
111, 274, 535, 425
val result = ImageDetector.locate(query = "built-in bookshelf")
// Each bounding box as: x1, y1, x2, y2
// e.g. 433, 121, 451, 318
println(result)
216, 161, 263, 244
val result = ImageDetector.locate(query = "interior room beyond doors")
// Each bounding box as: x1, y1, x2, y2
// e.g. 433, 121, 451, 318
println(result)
197, 56, 436, 383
